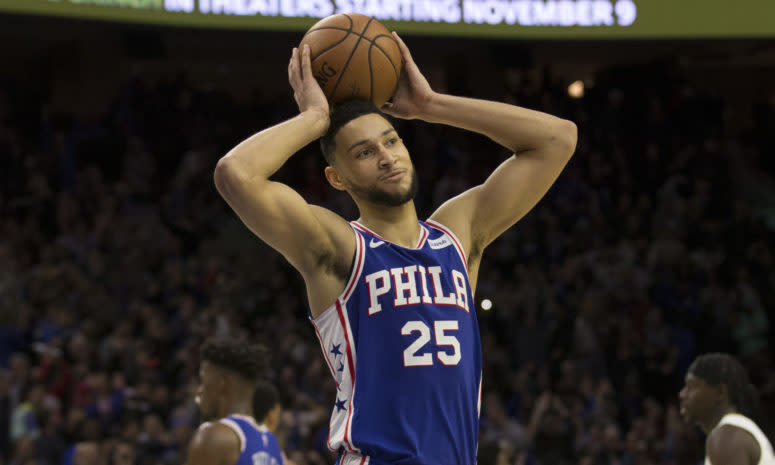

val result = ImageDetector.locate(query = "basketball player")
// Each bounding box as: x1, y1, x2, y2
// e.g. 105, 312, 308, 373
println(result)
253, 380, 282, 436
253, 380, 298, 465
184, 339, 285, 465
214, 34, 577, 465
679, 353, 775, 465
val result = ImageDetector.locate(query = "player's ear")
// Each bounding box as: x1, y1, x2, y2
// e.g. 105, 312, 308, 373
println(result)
216, 371, 227, 391
717, 383, 730, 402
324, 166, 347, 191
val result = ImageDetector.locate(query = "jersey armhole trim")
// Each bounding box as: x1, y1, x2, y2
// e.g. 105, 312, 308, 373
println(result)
219, 418, 246, 453
341, 227, 366, 303
310, 226, 365, 323
415, 225, 429, 249
425, 219, 469, 278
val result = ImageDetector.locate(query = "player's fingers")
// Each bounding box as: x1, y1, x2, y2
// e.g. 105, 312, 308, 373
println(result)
289, 48, 301, 87
380, 102, 395, 116
392, 32, 413, 63
300, 44, 314, 82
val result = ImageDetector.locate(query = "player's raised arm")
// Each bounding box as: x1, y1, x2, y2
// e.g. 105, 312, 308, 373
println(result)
214, 45, 352, 278
382, 33, 577, 265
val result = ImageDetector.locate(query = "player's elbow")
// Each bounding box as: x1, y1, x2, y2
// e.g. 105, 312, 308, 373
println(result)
553, 119, 578, 159
213, 156, 244, 201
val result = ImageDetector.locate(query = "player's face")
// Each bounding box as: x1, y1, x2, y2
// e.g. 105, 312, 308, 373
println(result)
332, 114, 418, 207
678, 373, 717, 425
196, 361, 219, 421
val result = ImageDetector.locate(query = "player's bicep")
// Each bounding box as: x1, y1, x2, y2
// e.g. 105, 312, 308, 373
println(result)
466, 147, 572, 249
214, 162, 341, 273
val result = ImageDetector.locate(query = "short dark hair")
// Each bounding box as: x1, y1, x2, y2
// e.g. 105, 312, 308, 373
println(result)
688, 353, 759, 418
319, 100, 390, 164
200, 338, 269, 384
252, 380, 280, 421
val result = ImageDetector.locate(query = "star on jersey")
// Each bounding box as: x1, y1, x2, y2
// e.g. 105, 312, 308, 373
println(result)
328, 343, 345, 386
335, 398, 347, 412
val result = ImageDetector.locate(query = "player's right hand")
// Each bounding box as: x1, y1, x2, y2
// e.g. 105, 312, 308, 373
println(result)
289, 45, 329, 122
380, 32, 435, 120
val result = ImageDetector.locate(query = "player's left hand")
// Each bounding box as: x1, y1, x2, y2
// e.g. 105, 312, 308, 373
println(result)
380, 32, 436, 120
289, 44, 329, 122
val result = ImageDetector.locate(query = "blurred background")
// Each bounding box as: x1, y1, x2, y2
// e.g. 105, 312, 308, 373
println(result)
0, 1, 774, 465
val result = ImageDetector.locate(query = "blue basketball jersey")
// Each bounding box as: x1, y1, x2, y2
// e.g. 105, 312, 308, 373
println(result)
218, 415, 284, 465
310, 220, 482, 465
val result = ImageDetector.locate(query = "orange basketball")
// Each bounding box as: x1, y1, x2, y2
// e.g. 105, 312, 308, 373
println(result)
298, 13, 402, 107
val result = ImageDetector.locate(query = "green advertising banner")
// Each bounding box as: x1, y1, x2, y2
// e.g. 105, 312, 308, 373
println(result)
0, 0, 773, 38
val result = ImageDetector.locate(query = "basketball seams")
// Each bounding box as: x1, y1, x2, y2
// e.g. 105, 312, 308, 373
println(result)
305, 14, 353, 63
366, 36, 400, 103
305, 26, 399, 77
301, 14, 400, 105
367, 42, 374, 101
307, 33, 350, 63
328, 16, 375, 102
369, 34, 400, 81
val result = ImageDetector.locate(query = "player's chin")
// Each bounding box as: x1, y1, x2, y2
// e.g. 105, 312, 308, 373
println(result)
390, 186, 415, 201
679, 405, 693, 423
376, 180, 407, 194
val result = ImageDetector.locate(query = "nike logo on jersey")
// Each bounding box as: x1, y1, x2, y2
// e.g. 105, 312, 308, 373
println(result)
369, 239, 385, 248
364, 265, 469, 315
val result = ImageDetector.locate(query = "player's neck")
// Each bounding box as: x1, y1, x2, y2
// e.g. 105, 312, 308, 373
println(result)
701, 405, 736, 434
357, 202, 420, 247
218, 399, 254, 420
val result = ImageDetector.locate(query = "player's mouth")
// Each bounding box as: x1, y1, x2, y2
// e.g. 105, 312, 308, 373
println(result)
381, 170, 405, 182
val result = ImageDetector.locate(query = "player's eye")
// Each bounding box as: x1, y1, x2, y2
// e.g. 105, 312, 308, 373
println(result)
357, 148, 373, 158
384, 137, 397, 146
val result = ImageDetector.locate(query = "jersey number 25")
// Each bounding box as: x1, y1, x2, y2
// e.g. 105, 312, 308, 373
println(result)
401, 320, 461, 367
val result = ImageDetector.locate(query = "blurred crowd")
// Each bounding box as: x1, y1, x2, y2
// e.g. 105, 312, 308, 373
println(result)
0, 46, 774, 465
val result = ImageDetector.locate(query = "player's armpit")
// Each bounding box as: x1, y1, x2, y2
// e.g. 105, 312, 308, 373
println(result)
183, 422, 241, 465
707, 425, 760, 465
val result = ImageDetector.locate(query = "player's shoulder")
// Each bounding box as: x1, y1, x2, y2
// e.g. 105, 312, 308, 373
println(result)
309, 204, 348, 224
191, 421, 242, 450
185, 421, 242, 465
708, 423, 760, 463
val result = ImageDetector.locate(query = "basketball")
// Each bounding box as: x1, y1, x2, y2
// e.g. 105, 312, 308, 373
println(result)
298, 13, 402, 107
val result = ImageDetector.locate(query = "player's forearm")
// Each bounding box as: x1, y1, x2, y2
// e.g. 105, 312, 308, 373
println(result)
215, 110, 329, 185
416, 93, 576, 154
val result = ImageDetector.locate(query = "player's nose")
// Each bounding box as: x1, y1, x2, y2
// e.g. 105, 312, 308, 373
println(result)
377, 145, 397, 167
